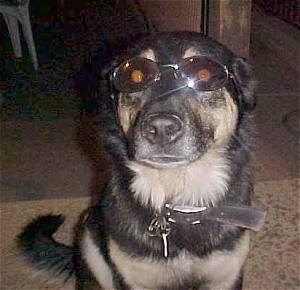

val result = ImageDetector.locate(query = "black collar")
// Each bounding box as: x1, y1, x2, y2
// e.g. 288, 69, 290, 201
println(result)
164, 203, 266, 231
147, 203, 266, 258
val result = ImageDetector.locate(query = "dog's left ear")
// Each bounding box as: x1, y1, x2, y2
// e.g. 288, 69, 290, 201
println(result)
232, 58, 256, 111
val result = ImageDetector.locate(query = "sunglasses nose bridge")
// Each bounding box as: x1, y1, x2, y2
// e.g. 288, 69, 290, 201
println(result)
159, 65, 183, 81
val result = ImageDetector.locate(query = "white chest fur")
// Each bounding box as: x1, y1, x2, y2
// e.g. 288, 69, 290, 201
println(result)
128, 150, 231, 211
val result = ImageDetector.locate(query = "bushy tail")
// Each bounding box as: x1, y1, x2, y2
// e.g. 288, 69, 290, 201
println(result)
17, 214, 74, 282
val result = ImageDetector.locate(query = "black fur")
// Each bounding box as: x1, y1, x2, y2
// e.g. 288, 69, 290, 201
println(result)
17, 215, 74, 281
18, 32, 256, 289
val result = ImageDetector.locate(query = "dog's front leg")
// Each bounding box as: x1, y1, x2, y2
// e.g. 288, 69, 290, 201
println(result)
75, 248, 103, 290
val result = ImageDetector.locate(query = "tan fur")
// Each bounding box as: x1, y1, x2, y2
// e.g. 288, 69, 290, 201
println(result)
213, 91, 238, 145
182, 46, 200, 59
108, 232, 250, 289
118, 92, 147, 135
118, 97, 137, 134
139, 48, 156, 61
187, 90, 238, 148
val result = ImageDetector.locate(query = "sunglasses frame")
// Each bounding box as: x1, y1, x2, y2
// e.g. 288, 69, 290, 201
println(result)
112, 56, 233, 93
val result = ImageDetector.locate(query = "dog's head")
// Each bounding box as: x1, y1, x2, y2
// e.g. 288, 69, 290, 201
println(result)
98, 32, 255, 208
107, 32, 255, 169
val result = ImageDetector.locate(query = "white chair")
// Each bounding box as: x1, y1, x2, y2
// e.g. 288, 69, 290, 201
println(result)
0, 0, 38, 70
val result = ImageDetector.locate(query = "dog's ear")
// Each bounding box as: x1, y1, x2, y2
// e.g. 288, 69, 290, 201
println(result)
232, 58, 256, 111
100, 53, 125, 81
101, 59, 119, 80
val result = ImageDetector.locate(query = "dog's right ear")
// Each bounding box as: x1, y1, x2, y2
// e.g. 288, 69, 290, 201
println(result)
232, 58, 257, 111
97, 59, 122, 114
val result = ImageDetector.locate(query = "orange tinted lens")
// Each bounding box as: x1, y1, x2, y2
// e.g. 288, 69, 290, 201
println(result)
181, 57, 228, 90
113, 58, 159, 92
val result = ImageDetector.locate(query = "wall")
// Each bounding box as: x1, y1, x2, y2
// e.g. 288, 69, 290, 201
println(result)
138, 0, 202, 32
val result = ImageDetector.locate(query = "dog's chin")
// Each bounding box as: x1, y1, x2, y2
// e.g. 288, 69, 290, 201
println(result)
136, 155, 194, 169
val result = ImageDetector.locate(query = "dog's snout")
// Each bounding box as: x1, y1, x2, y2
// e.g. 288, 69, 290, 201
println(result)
142, 113, 183, 145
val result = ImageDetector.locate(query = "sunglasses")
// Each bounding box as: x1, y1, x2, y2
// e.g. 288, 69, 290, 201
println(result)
112, 56, 231, 93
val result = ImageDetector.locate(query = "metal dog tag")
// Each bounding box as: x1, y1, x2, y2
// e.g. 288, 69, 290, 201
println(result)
148, 215, 171, 258
162, 232, 168, 258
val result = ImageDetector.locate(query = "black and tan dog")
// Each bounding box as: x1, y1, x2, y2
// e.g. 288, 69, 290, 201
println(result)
18, 32, 265, 290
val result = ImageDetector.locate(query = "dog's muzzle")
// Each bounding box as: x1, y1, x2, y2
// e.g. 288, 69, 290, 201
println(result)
139, 112, 188, 167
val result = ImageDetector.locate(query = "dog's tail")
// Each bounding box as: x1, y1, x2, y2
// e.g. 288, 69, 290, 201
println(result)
17, 214, 75, 283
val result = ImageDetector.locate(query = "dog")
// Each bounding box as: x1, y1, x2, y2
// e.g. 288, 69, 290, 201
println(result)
17, 31, 265, 290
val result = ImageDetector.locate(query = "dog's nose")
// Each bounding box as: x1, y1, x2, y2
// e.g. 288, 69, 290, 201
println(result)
142, 113, 183, 145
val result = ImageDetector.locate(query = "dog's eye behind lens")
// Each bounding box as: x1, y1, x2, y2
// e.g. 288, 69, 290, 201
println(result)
113, 58, 159, 92
181, 57, 228, 91
131, 70, 144, 83
197, 69, 211, 81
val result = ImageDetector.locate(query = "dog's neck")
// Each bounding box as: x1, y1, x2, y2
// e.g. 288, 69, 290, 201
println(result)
127, 150, 231, 211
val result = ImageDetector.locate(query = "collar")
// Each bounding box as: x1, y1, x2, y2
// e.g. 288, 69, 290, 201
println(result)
147, 203, 266, 258
164, 203, 266, 231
